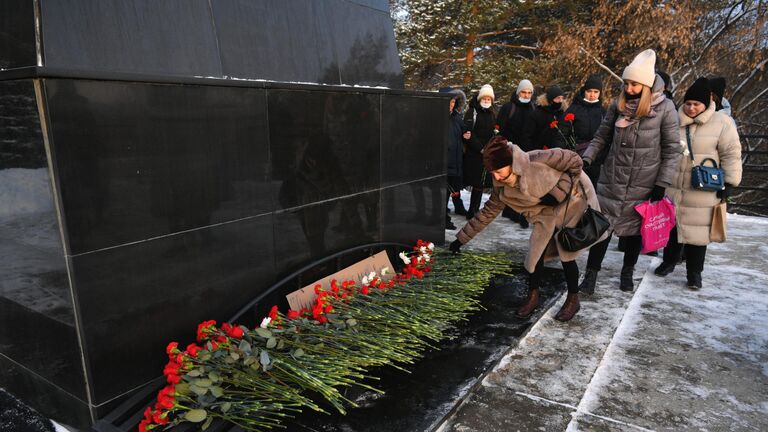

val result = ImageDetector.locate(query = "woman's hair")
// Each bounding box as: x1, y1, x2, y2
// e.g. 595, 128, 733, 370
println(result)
618, 85, 652, 118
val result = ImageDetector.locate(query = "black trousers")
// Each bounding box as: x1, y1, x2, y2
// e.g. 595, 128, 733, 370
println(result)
661, 227, 707, 273
586, 233, 642, 271
528, 248, 580, 293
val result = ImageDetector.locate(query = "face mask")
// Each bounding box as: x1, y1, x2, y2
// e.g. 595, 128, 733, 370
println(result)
480, 101, 492, 109
518, 98, 531, 103
584, 98, 599, 103
551, 102, 562, 110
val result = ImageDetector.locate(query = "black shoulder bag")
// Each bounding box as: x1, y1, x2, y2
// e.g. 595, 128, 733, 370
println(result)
557, 181, 611, 252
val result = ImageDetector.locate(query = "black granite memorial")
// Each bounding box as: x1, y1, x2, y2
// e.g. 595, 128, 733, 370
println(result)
0, 1, 446, 428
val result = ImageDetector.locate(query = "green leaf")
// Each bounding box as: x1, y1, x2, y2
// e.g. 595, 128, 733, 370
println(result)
208, 371, 221, 382
229, 351, 240, 361
293, 348, 305, 358
201, 416, 214, 431
193, 378, 212, 387
277, 339, 285, 350
255, 328, 272, 338
187, 369, 202, 377
198, 352, 212, 361
210, 386, 224, 398
175, 383, 191, 395
238, 340, 252, 354
189, 384, 207, 396
346, 318, 358, 327
243, 356, 255, 366
266, 337, 277, 349
220, 402, 232, 413
184, 409, 207, 423
260, 350, 271, 367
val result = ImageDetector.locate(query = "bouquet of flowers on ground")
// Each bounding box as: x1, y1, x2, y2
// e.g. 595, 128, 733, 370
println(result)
139, 241, 513, 431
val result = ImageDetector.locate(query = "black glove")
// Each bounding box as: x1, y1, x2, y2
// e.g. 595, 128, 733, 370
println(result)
717, 183, 733, 200
539, 193, 559, 206
649, 185, 665, 203
449, 239, 462, 254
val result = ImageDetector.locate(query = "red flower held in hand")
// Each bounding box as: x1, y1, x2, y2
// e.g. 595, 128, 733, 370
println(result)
549, 120, 558, 129
564, 113, 575, 121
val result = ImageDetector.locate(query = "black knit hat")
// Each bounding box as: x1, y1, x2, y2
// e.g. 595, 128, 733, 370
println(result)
583, 74, 603, 92
708, 77, 726, 100
657, 71, 672, 91
483, 136, 515, 171
546, 85, 564, 102
683, 77, 711, 106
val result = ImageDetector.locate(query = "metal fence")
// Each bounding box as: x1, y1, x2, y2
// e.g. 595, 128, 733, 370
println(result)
731, 134, 768, 216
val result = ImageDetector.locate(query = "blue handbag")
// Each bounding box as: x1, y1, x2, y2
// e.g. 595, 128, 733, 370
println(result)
686, 126, 725, 192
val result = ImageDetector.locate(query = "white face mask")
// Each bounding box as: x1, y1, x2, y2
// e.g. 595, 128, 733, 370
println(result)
518, 98, 531, 103
480, 101, 492, 109
584, 98, 599, 103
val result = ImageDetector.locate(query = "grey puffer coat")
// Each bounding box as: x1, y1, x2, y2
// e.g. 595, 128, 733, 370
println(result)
582, 76, 682, 236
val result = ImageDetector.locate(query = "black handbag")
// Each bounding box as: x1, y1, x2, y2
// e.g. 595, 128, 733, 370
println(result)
686, 126, 725, 192
557, 184, 611, 252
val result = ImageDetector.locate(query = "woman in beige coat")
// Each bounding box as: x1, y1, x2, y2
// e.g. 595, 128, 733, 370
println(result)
654, 77, 742, 289
449, 136, 607, 322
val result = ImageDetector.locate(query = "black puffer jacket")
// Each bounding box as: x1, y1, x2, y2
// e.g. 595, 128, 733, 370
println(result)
565, 88, 606, 154
463, 96, 496, 188
496, 95, 536, 151
448, 109, 465, 177
529, 94, 570, 150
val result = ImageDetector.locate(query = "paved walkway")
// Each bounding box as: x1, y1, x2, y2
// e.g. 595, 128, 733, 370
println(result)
440, 205, 768, 431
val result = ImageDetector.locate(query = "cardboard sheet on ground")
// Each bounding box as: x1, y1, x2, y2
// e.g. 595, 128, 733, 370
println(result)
286, 250, 395, 311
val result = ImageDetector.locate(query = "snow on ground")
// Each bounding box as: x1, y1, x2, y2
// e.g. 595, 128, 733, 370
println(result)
441, 192, 768, 431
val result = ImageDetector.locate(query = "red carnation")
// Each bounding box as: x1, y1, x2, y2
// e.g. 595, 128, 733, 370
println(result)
564, 113, 575, 121
286, 310, 300, 319
165, 342, 178, 356
186, 343, 201, 358
549, 120, 558, 129
269, 305, 278, 320
228, 325, 244, 339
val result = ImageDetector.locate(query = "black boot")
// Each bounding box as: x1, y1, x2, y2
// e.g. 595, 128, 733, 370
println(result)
445, 216, 456, 230
579, 268, 598, 295
452, 197, 468, 215
686, 272, 702, 290
519, 216, 529, 229
654, 261, 676, 277
619, 266, 634, 292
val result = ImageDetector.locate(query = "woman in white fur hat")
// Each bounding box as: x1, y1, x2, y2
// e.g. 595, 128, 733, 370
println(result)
579, 49, 682, 294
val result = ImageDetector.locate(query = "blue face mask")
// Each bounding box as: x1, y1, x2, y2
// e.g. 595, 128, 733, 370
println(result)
518, 98, 531, 103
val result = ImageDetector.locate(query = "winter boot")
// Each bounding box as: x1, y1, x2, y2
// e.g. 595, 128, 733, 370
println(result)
579, 268, 599, 295
445, 216, 456, 230
452, 196, 468, 216
619, 266, 635, 292
555, 292, 581, 322
654, 261, 676, 277
686, 271, 702, 290
516, 288, 540, 318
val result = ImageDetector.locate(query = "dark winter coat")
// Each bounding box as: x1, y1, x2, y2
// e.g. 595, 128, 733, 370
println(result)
529, 95, 570, 151
582, 76, 682, 236
463, 97, 497, 188
565, 89, 607, 155
496, 96, 536, 151
447, 110, 464, 177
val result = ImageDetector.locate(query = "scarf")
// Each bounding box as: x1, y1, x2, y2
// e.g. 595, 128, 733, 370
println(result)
616, 91, 667, 128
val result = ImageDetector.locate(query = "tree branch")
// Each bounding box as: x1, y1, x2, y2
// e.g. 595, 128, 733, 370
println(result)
482, 42, 539, 50
739, 85, 768, 113
578, 46, 623, 82
731, 58, 768, 100
477, 27, 534, 38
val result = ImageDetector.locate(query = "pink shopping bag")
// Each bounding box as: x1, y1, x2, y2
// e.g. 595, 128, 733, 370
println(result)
634, 197, 676, 254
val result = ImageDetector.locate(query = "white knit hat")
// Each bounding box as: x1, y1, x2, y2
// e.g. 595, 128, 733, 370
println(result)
622, 49, 656, 88
516, 79, 533, 94
477, 84, 494, 101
